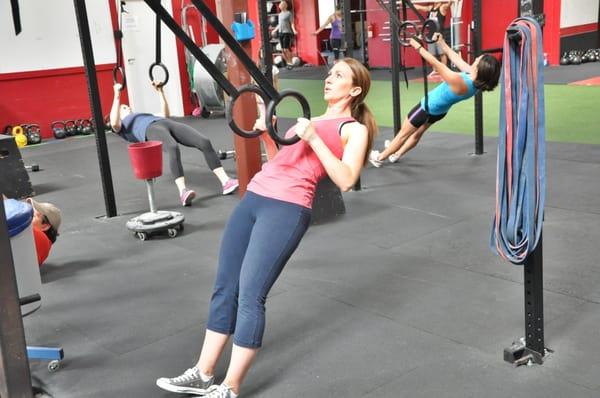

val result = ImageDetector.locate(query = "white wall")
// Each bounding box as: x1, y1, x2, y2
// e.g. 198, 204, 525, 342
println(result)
561, 0, 599, 28
318, 0, 336, 27
119, 0, 184, 116
0, 0, 115, 73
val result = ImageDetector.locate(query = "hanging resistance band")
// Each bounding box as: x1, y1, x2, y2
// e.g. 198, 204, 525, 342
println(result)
113, 1, 127, 91
490, 17, 546, 264
149, 11, 170, 87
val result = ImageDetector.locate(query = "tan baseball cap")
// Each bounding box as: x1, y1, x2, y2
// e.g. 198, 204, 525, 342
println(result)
28, 198, 61, 234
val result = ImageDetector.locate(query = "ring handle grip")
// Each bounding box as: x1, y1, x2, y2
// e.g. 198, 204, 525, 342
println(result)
112, 66, 126, 90
265, 89, 310, 146
226, 84, 270, 139
148, 62, 170, 87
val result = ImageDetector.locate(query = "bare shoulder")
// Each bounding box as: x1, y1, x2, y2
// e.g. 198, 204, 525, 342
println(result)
341, 121, 368, 136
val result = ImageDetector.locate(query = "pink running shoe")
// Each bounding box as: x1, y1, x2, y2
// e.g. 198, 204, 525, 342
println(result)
180, 188, 196, 206
222, 179, 239, 195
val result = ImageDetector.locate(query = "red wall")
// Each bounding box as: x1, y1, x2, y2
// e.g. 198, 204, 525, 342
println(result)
0, 66, 118, 139
0, 0, 224, 139
0, 0, 123, 139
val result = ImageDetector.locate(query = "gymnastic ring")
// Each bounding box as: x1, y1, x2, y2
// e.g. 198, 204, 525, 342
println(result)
148, 62, 170, 87
398, 21, 418, 47
226, 84, 270, 139
265, 89, 310, 146
112, 66, 126, 90
422, 18, 441, 44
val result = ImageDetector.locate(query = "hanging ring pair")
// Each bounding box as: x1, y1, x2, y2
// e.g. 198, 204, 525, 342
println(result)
398, 19, 440, 47
226, 85, 310, 146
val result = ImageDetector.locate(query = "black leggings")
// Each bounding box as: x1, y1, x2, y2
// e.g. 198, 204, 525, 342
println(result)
145, 119, 222, 179
330, 38, 342, 60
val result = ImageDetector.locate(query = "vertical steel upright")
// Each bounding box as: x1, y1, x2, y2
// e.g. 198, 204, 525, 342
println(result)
341, 0, 354, 57
258, 0, 273, 83
390, 0, 402, 134
73, 0, 118, 217
0, 200, 34, 398
359, 0, 368, 66
503, 0, 547, 366
472, 0, 483, 155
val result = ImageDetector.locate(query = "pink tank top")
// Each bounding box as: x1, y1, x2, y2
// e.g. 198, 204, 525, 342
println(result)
248, 117, 356, 208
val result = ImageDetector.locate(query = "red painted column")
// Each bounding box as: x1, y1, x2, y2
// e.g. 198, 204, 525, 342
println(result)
294, 0, 320, 66
544, 0, 561, 65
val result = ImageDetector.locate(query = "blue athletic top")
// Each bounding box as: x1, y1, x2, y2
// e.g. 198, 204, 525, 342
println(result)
421, 72, 477, 115
120, 113, 162, 143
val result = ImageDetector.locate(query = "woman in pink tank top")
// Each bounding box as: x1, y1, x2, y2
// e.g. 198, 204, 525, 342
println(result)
156, 58, 378, 398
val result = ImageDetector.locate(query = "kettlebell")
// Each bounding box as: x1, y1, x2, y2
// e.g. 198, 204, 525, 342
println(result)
51, 121, 67, 139
12, 126, 28, 148
77, 119, 93, 135
25, 124, 42, 145
64, 120, 77, 136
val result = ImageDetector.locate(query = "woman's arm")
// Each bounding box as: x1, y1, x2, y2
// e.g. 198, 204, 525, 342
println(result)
314, 14, 334, 35
154, 82, 170, 118
295, 119, 368, 192
109, 84, 122, 132
400, 1, 432, 12
410, 38, 465, 91
434, 33, 471, 73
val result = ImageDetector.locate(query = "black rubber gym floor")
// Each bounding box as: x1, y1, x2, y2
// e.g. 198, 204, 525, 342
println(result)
19, 115, 600, 397
279, 62, 600, 84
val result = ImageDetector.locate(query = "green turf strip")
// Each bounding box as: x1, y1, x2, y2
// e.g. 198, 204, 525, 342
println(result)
278, 79, 600, 145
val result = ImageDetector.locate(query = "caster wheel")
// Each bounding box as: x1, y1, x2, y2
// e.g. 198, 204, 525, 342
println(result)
48, 360, 60, 372
137, 232, 148, 241
167, 228, 178, 238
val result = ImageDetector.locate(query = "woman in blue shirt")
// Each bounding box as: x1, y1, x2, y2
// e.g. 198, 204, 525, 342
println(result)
110, 82, 238, 206
369, 33, 500, 166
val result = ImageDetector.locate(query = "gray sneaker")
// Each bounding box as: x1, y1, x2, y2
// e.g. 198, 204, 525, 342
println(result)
156, 367, 214, 395
200, 384, 238, 398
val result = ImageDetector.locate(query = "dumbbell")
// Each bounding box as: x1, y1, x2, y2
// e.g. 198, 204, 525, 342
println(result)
218, 150, 236, 160
25, 164, 40, 172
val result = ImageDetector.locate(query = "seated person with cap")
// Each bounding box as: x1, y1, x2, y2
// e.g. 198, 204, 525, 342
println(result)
3, 195, 61, 266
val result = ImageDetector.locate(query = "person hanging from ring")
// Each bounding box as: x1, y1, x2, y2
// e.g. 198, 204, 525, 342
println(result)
369, 32, 501, 166
110, 82, 239, 206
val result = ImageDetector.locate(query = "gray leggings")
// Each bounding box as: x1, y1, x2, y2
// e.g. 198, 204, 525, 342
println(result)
146, 119, 222, 179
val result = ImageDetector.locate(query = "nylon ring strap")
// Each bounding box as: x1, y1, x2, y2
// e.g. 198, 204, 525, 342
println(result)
11, 0, 21, 35
490, 17, 546, 264
113, 1, 127, 90
149, 10, 169, 87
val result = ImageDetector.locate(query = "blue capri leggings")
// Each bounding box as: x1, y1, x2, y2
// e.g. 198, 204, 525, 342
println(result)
207, 191, 312, 348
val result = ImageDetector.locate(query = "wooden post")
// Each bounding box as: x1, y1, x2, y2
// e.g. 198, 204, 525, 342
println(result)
217, 0, 262, 196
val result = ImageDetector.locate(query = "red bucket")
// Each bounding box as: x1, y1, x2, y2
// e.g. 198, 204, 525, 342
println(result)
128, 141, 163, 180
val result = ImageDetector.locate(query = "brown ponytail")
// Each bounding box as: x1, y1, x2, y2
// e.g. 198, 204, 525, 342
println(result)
341, 58, 379, 165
